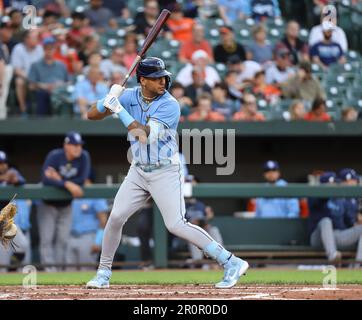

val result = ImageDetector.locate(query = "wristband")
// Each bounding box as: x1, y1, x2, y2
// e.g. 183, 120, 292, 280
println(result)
118, 108, 135, 127
96, 98, 106, 113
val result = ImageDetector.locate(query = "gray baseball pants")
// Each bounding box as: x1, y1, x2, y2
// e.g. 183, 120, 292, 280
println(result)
310, 217, 362, 261
66, 232, 98, 270
188, 225, 224, 261
99, 163, 214, 270
37, 202, 72, 268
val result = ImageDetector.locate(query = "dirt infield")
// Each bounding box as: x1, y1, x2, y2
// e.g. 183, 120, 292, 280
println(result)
0, 284, 361, 300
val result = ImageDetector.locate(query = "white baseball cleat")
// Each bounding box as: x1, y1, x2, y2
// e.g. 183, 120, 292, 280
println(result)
215, 256, 249, 289
86, 269, 112, 289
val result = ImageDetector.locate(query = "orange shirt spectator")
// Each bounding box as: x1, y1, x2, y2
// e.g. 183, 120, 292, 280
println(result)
179, 24, 213, 63
188, 110, 225, 121
167, 4, 195, 43
252, 70, 281, 102
233, 93, 266, 121
304, 98, 331, 121
53, 47, 80, 74
187, 93, 225, 122
233, 110, 265, 121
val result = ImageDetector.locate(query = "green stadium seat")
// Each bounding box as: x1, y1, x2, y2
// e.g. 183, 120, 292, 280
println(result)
326, 85, 348, 99
347, 87, 362, 100
51, 85, 75, 117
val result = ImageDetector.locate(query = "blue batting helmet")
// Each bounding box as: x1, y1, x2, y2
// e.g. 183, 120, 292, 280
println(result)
136, 57, 172, 89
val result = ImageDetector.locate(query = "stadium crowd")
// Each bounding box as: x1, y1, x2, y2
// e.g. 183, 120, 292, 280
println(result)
0, 0, 361, 121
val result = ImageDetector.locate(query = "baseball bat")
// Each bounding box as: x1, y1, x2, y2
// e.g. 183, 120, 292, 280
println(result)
120, 9, 171, 88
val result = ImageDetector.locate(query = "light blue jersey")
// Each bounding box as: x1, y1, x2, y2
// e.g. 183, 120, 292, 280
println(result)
119, 87, 180, 165
71, 199, 109, 235
14, 200, 32, 231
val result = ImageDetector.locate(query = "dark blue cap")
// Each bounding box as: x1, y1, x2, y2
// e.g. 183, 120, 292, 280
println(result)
42, 36, 56, 46
0, 150, 7, 163
339, 168, 359, 182
64, 131, 84, 145
263, 160, 280, 171
320, 171, 337, 184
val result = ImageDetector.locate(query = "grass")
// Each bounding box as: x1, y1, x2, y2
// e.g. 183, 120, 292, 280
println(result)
0, 269, 361, 286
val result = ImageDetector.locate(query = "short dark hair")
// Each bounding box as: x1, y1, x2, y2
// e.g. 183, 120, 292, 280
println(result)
9, 9, 22, 17
170, 81, 184, 90
71, 11, 86, 20
311, 98, 326, 111
213, 82, 228, 91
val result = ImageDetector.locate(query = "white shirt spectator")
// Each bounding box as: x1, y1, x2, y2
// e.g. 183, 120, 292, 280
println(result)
308, 24, 348, 53
265, 63, 295, 84
176, 63, 221, 88
10, 43, 44, 76
236, 60, 262, 83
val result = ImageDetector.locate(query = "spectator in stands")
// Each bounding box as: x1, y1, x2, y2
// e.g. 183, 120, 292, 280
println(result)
341, 107, 359, 122
275, 20, 309, 66
233, 93, 265, 121
285, 100, 306, 121
39, 10, 62, 40
134, 0, 171, 40
213, 26, 246, 64
37, 0, 70, 18
224, 70, 243, 100
102, 0, 129, 18
99, 47, 127, 81
73, 67, 108, 119
52, 28, 82, 76
176, 49, 220, 88
308, 171, 362, 263
67, 11, 93, 51
82, 52, 102, 77
227, 55, 262, 86
28, 36, 69, 115
309, 4, 348, 53
10, 29, 44, 115
179, 23, 213, 64
123, 33, 138, 70
265, 47, 295, 85
169, 82, 192, 119
66, 176, 109, 271
0, 150, 31, 271
211, 82, 238, 120
248, 0, 282, 21
38, 131, 91, 272
188, 93, 225, 121
246, 24, 273, 65
304, 98, 331, 122
251, 70, 281, 103
281, 60, 326, 103
8, 9, 24, 42
217, 0, 250, 25
184, 68, 212, 106
255, 160, 300, 218
0, 32, 12, 119
78, 34, 100, 67
0, 21, 18, 54
84, 0, 115, 31
166, 3, 195, 43
310, 23, 346, 69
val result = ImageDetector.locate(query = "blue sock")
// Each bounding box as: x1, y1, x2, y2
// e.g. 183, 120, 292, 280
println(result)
203, 241, 232, 265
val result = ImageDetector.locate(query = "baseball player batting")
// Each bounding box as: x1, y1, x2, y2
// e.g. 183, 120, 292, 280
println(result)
85, 57, 249, 289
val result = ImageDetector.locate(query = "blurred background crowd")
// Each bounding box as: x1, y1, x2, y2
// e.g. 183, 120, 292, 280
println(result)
0, 0, 362, 121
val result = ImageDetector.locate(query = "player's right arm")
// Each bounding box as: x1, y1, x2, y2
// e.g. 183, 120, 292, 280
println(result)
87, 102, 113, 120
